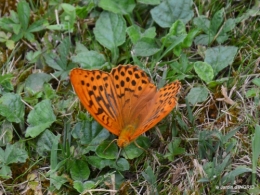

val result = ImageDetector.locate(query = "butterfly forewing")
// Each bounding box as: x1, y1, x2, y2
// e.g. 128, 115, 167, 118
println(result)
70, 68, 121, 136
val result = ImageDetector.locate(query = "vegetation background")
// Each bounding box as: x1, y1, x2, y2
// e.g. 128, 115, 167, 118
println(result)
0, 0, 260, 194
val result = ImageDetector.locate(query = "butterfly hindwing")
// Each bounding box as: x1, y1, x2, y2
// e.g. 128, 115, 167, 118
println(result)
110, 65, 157, 126
131, 81, 181, 140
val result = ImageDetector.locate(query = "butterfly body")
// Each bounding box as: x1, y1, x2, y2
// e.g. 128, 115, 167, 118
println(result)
70, 65, 181, 148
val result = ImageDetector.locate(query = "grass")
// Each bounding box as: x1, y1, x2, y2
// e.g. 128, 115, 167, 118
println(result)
0, 0, 260, 194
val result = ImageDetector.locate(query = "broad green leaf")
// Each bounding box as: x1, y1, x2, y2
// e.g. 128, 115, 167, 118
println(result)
0, 93, 24, 123
169, 20, 187, 36
43, 83, 57, 100
110, 158, 130, 171
0, 148, 5, 162
161, 20, 187, 47
61, 3, 75, 12
26, 51, 42, 63
126, 25, 156, 44
57, 37, 72, 69
24, 73, 52, 94
17, 0, 30, 30
87, 156, 129, 171
98, 0, 136, 14
122, 136, 150, 159
205, 46, 238, 75
74, 42, 89, 53
0, 32, 15, 49
44, 52, 64, 71
73, 181, 95, 193
194, 34, 214, 45
193, 9, 236, 45
25, 99, 56, 138
36, 130, 60, 156
60, 3, 77, 32
161, 34, 186, 58
193, 16, 212, 45
71, 120, 110, 153
44, 37, 76, 80
138, 0, 160, 5
252, 78, 260, 87
87, 156, 113, 169
133, 37, 160, 57
142, 27, 156, 39
0, 121, 13, 146
141, 166, 158, 194
193, 16, 211, 34
186, 87, 209, 105
246, 88, 258, 98
150, 0, 194, 28
24, 32, 34, 41
126, 25, 142, 44
194, 61, 214, 83
221, 18, 237, 33
210, 9, 224, 34
0, 165, 12, 179
0, 144, 28, 165
96, 141, 118, 159
50, 173, 67, 190
169, 54, 194, 79
160, 20, 189, 57
70, 159, 90, 181
0, 18, 14, 32
211, 9, 230, 44
12, 24, 21, 35
5, 40, 15, 50
164, 138, 185, 161
182, 28, 200, 48
142, 166, 156, 184
71, 50, 106, 69
0, 31, 9, 40
94, 12, 126, 50
216, 33, 229, 44
76, 3, 95, 19
27, 19, 48, 33
173, 45, 182, 56
10, 10, 19, 23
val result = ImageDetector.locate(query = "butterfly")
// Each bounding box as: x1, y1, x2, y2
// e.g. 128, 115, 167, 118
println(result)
70, 65, 181, 148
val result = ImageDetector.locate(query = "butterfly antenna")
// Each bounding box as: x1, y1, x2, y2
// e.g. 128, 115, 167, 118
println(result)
115, 147, 122, 166
104, 139, 117, 153
134, 141, 148, 154
116, 146, 134, 167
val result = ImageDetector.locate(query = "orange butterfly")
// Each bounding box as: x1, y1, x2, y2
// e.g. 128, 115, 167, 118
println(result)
70, 65, 181, 148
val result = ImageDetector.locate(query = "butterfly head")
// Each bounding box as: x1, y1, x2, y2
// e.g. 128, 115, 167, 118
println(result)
117, 138, 129, 148
117, 124, 137, 148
